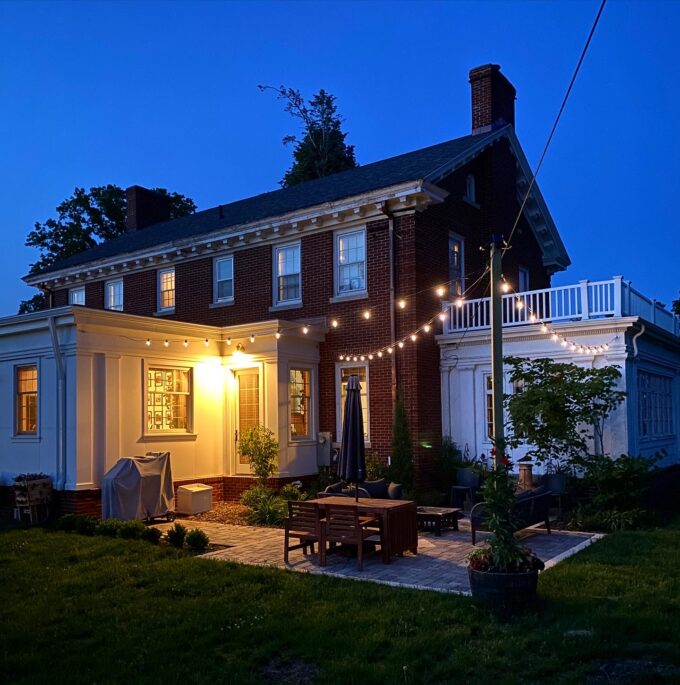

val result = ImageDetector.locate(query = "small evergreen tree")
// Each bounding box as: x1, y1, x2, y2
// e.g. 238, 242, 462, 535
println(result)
389, 396, 414, 491
259, 85, 357, 187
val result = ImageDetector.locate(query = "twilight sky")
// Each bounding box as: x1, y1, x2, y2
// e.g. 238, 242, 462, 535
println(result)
0, 0, 678, 316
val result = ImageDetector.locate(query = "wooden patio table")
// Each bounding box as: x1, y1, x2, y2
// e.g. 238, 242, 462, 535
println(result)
307, 496, 418, 563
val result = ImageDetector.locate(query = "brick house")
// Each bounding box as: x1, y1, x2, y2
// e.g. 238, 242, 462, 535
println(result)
3, 64, 676, 515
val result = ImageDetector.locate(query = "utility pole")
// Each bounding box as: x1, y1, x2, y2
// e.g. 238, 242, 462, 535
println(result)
490, 235, 505, 467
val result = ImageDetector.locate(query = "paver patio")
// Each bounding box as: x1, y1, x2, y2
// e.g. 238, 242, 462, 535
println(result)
156, 518, 601, 595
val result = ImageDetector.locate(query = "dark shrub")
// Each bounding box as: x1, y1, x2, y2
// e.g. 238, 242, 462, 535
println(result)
119, 520, 146, 539
56, 514, 79, 532
166, 522, 187, 548
140, 526, 163, 545
95, 519, 124, 537
240, 485, 286, 525
185, 528, 210, 552
73, 515, 98, 536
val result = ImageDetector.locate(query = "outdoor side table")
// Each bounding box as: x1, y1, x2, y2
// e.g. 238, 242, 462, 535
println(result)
416, 506, 462, 536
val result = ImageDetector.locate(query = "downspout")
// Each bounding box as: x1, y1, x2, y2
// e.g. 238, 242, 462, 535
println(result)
631, 323, 645, 358
387, 212, 397, 405
48, 316, 67, 490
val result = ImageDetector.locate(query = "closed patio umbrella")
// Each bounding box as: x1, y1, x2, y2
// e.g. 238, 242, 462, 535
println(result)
338, 375, 366, 502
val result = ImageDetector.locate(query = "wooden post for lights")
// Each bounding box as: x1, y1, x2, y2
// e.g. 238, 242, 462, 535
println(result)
490, 236, 505, 468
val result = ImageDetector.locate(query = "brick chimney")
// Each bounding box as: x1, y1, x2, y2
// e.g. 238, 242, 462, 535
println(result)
469, 64, 516, 134
125, 185, 172, 230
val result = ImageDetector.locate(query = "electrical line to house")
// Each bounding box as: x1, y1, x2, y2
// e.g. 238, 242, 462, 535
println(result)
502, 0, 607, 257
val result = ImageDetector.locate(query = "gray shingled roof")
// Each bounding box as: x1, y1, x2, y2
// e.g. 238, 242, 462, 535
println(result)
37, 130, 499, 276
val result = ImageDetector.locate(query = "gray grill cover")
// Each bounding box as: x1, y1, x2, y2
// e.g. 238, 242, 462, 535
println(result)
101, 453, 174, 520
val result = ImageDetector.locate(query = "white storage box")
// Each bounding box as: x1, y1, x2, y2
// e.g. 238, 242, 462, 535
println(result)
176, 483, 213, 515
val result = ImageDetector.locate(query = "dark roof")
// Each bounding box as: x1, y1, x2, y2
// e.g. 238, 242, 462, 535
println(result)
37, 130, 499, 276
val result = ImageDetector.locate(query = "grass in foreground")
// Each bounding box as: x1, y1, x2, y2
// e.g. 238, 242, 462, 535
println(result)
1, 523, 679, 684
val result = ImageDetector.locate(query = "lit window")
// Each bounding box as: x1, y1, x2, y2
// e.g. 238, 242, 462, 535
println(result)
638, 371, 674, 439
485, 374, 494, 440
16, 365, 38, 435
289, 368, 311, 439
146, 367, 191, 432
104, 279, 123, 311
158, 268, 175, 311
335, 229, 366, 296
69, 287, 85, 306
449, 234, 465, 298
274, 243, 301, 305
336, 364, 369, 441
466, 174, 476, 204
518, 266, 530, 293
214, 256, 234, 303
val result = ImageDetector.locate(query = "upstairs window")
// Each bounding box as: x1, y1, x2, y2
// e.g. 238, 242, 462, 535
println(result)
449, 234, 465, 298
214, 256, 234, 303
274, 242, 301, 305
104, 279, 123, 311
465, 174, 476, 204
69, 287, 85, 306
146, 367, 191, 432
158, 268, 175, 312
518, 266, 530, 293
289, 368, 311, 440
16, 365, 38, 435
335, 228, 366, 297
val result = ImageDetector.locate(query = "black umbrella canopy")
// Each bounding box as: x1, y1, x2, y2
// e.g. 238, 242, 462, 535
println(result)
338, 374, 366, 501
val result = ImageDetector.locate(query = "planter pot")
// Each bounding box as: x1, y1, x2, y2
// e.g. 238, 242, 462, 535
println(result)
468, 567, 539, 612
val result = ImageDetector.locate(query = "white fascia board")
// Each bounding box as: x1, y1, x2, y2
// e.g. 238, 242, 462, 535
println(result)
24, 181, 432, 288
0, 306, 76, 336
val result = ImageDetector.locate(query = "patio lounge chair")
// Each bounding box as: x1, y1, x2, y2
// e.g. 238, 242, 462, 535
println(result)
283, 501, 323, 563
319, 504, 381, 571
319, 478, 403, 500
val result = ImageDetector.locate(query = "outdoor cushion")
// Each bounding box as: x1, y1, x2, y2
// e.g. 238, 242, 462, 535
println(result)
323, 482, 344, 495
387, 482, 403, 500
360, 479, 389, 498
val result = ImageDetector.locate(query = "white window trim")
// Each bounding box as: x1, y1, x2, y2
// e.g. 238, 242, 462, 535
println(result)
272, 241, 302, 307
449, 232, 465, 298
143, 362, 194, 436
335, 361, 370, 445
333, 227, 367, 299
104, 278, 124, 311
13, 359, 41, 440
213, 255, 235, 304
69, 286, 85, 306
157, 267, 176, 313
288, 364, 316, 443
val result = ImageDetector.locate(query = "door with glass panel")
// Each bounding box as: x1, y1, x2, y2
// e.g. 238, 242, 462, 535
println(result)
234, 369, 260, 473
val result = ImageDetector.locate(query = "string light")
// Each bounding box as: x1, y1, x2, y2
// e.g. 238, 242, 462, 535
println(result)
501, 282, 510, 293
516, 300, 524, 310
423, 324, 431, 333
410, 334, 417, 342
339, 354, 344, 360
362, 310, 371, 320
353, 356, 358, 362
368, 354, 373, 360
164, 339, 169, 348
250, 334, 255, 343
302, 326, 309, 334
204, 338, 209, 347
183, 339, 189, 348
226, 337, 232, 345
387, 347, 393, 354
455, 298, 464, 308
377, 351, 383, 358
145, 338, 151, 347
275, 332, 281, 340
438, 312, 447, 322
331, 319, 338, 328
360, 355, 365, 361
540, 324, 549, 334
398, 299, 406, 309
529, 314, 537, 323
398, 341, 404, 349
436, 286, 445, 297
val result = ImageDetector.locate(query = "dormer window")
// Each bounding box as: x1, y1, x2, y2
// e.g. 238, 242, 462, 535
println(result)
465, 174, 476, 204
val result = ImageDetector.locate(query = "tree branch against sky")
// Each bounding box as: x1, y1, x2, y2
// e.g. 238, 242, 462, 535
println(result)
259, 85, 358, 187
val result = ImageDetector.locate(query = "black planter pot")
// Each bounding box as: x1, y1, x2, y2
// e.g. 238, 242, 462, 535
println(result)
468, 567, 539, 612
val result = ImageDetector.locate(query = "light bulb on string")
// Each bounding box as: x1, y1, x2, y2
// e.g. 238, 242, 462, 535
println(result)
516, 300, 524, 310
377, 351, 383, 358
145, 338, 151, 347
540, 324, 548, 334
398, 341, 404, 349
164, 339, 170, 348
353, 356, 358, 362
438, 312, 447, 322
501, 282, 510, 293
302, 326, 309, 335
551, 333, 559, 342
397, 299, 406, 309
226, 337, 232, 346
455, 298, 464, 308
410, 334, 417, 342
423, 324, 431, 333
250, 334, 255, 343
204, 338, 209, 348
275, 332, 281, 340
339, 355, 344, 361
183, 339, 189, 348
436, 286, 445, 297
362, 310, 371, 320
360, 355, 365, 361
529, 314, 537, 323
368, 354, 373, 360
387, 347, 393, 354
331, 319, 338, 328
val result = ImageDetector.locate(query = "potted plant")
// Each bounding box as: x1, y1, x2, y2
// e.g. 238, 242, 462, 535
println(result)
466, 459, 544, 612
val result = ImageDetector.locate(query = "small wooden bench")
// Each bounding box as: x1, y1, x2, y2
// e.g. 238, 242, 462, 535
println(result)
416, 507, 462, 536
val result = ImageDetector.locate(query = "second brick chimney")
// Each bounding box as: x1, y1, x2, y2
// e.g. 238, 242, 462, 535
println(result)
125, 185, 172, 231
469, 64, 516, 134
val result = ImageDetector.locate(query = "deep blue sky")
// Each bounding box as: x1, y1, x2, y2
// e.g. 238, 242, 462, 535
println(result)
1, 0, 678, 316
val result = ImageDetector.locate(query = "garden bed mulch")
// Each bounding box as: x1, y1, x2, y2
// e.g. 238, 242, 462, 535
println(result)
179, 502, 250, 526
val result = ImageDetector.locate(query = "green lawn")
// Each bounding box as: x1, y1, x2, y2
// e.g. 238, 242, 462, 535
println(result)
1, 524, 679, 685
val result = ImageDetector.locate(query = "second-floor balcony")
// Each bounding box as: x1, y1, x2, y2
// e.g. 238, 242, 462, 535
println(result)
443, 276, 680, 337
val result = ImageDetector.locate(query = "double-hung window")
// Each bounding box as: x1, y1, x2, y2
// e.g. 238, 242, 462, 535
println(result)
289, 368, 311, 440
638, 371, 674, 439
158, 268, 175, 312
104, 279, 123, 311
518, 266, 530, 293
69, 286, 85, 306
214, 256, 234, 303
16, 365, 38, 435
449, 233, 465, 298
335, 228, 366, 297
273, 242, 301, 306
146, 367, 192, 432
336, 364, 369, 441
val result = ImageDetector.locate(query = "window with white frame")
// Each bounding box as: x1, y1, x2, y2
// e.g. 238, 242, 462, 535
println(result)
336, 364, 369, 441
518, 266, 530, 293
69, 286, 85, 306
289, 368, 311, 440
214, 256, 234, 303
638, 371, 674, 439
16, 365, 38, 435
274, 242, 301, 305
449, 234, 465, 298
157, 268, 175, 311
335, 228, 366, 296
146, 367, 191, 432
465, 174, 476, 204
104, 279, 123, 311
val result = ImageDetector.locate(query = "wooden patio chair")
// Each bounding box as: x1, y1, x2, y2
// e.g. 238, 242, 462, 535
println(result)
319, 505, 381, 571
283, 501, 323, 563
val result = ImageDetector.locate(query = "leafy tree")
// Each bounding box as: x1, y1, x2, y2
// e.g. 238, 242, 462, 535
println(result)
21, 185, 195, 313
389, 396, 414, 491
239, 424, 279, 485
673, 294, 680, 316
18, 293, 49, 314
259, 85, 357, 187
504, 356, 626, 469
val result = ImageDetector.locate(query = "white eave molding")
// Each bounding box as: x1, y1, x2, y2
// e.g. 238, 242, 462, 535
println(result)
25, 180, 447, 290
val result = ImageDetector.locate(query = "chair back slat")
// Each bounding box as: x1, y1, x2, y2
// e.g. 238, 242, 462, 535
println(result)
325, 505, 361, 538
287, 501, 320, 534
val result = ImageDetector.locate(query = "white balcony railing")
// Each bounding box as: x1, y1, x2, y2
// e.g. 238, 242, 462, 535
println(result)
443, 276, 680, 337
